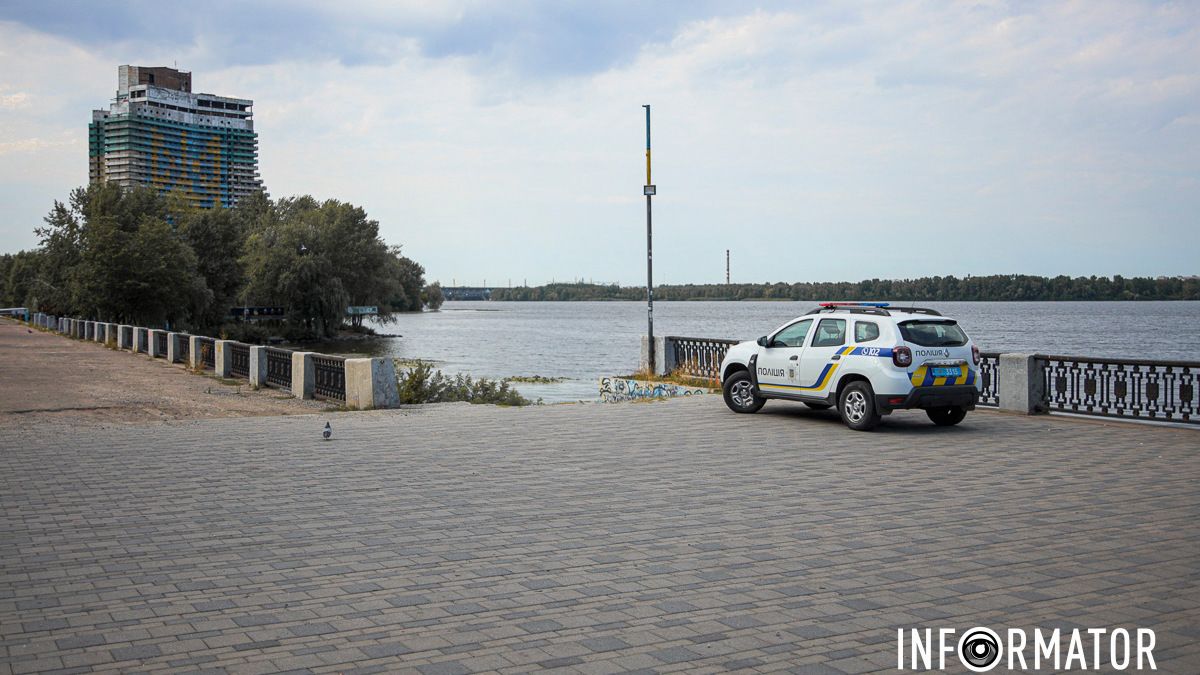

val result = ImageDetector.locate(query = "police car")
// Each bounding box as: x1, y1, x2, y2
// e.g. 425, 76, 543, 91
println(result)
719, 302, 981, 430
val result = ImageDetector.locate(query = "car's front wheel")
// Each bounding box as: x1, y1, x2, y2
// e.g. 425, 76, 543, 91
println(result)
926, 406, 968, 426
722, 370, 765, 413
839, 381, 881, 431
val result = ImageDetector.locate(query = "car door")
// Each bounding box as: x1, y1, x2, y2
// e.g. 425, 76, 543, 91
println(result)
755, 319, 812, 393
794, 318, 848, 397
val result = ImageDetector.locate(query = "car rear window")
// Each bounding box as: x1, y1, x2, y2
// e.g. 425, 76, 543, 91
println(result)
898, 320, 968, 347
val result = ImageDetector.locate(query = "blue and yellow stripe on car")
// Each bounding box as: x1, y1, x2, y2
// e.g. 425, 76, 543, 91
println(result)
909, 363, 976, 387
758, 346, 855, 393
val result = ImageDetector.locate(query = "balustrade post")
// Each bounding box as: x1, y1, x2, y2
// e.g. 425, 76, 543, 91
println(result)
292, 352, 316, 399
998, 353, 1047, 415
188, 336, 204, 369
345, 357, 400, 409
214, 340, 233, 377
249, 346, 268, 387
148, 329, 166, 358
640, 337, 671, 376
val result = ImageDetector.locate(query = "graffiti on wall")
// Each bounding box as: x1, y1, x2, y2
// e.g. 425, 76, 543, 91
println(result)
599, 377, 710, 403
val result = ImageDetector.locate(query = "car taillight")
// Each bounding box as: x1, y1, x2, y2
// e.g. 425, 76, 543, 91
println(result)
893, 346, 912, 368
972, 344, 980, 366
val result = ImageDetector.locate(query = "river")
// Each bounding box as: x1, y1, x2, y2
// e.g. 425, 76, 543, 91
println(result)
295, 301, 1200, 402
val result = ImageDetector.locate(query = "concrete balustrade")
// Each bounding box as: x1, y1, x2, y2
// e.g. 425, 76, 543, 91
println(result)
998, 353, 1047, 415
291, 352, 316, 399
345, 357, 400, 409
166, 332, 183, 363
249, 346, 268, 388
147, 329, 167, 358
132, 327, 148, 354
214, 340, 233, 377
188, 336, 204, 369
26, 322, 407, 411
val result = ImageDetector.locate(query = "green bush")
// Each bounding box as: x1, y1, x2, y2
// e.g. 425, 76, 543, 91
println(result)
397, 361, 532, 406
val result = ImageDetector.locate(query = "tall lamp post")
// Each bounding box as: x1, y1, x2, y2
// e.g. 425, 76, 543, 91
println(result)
643, 105, 656, 373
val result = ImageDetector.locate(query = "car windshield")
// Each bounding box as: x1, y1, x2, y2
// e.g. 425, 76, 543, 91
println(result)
898, 320, 968, 347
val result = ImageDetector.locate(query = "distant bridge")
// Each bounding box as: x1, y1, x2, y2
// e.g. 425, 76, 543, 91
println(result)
443, 287, 493, 301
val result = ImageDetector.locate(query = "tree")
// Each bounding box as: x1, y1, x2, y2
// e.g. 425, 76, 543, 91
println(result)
388, 253, 427, 312
177, 206, 246, 328
422, 282, 445, 310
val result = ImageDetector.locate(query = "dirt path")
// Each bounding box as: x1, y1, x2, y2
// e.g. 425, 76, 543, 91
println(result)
0, 319, 334, 430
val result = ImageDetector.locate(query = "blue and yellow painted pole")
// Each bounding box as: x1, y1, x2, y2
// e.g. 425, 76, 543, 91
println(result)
643, 104, 655, 373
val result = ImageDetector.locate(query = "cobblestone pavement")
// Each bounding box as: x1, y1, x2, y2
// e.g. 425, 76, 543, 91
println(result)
3, 398, 1198, 674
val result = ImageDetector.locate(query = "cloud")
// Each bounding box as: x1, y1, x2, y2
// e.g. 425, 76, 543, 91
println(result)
0, 1, 1196, 280
0, 134, 76, 155
0, 90, 30, 109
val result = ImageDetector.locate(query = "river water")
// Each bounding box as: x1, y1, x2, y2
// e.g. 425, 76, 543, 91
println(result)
298, 301, 1200, 402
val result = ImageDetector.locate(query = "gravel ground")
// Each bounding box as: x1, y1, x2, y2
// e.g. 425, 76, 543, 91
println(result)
0, 319, 335, 431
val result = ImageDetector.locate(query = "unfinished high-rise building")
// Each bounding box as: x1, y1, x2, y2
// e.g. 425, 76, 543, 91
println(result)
89, 65, 263, 208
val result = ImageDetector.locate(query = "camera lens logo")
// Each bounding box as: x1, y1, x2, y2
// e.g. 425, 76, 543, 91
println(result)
958, 627, 1002, 672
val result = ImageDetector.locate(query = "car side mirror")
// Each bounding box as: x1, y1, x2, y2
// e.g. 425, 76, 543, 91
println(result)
757, 336, 769, 347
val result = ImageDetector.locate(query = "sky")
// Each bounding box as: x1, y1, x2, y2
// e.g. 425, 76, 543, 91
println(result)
0, 0, 1197, 285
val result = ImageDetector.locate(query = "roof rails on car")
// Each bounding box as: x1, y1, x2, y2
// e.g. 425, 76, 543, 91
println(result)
888, 307, 943, 316
804, 302, 892, 316
801, 302, 944, 317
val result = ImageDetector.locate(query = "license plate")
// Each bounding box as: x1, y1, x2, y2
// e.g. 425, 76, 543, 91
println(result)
931, 366, 960, 378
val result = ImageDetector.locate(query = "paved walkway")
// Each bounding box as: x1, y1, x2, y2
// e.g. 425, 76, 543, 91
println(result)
3, 391, 1199, 672
0, 321, 329, 431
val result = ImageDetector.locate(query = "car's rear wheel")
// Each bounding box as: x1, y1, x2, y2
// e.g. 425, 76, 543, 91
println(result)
839, 381, 880, 431
723, 371, 765, 413
926, 406, 968, 426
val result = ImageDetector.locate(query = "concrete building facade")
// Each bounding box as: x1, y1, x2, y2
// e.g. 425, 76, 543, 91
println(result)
89, 65, 262, 208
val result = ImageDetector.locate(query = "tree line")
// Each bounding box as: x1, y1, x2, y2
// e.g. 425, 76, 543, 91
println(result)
490, 275, 1200, 302
0, 183, 443, 339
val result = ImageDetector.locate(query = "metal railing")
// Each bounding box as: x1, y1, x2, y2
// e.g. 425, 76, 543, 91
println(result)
977, 352, 1000, 407
1041, 355, 1197, 425
230, 343, 250, 378
155, 331, 168, 358
136, 327, 148, 353
313, 355, 346, 401
174, 335, 190, 364
266, 347, 293, 390
121, 325, 133, 348
197, 337, 216, 370
668, 336, 741, 382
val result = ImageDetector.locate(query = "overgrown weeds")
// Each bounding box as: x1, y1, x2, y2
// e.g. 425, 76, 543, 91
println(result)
618, 368, 719, 390
396, 360, 533, 406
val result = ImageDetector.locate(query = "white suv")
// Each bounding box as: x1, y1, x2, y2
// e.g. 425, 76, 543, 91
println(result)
718, 302, 982, 430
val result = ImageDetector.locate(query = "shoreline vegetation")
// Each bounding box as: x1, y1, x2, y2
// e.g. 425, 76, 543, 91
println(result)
0, 184, 445, 343
487, 275, 1200, 302
395, 360, 535, 406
